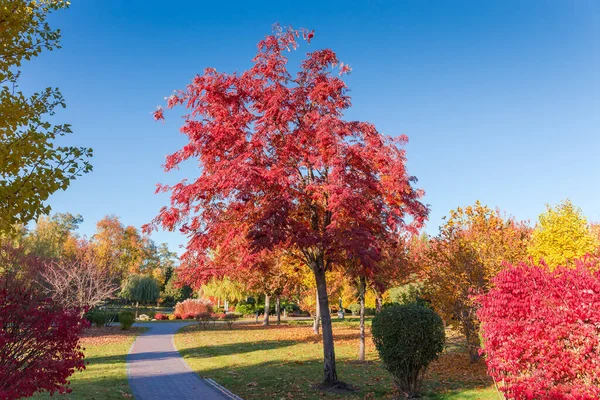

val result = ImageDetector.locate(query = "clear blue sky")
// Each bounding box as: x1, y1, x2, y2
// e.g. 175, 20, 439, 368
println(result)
21, 0, 599, 254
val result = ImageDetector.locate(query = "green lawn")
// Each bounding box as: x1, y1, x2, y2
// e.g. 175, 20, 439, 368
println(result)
175, 322, 497, 399
32, 326, 146, 399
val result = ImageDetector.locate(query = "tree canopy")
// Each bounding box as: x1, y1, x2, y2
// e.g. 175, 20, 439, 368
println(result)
0, 1, 92, 234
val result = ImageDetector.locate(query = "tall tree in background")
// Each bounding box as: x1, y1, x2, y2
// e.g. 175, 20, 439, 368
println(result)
528, 199, 598, 269
27, 212, 82, 259
0, 1, 92, 234
147, 26, 427, 385
426, 202, 530, 362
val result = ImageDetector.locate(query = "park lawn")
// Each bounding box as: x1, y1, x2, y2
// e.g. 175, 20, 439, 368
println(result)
175, 321, 496, 399
32, 326, 146, 400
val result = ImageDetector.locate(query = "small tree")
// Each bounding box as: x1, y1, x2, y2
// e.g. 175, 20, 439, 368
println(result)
0, 273, 87, 398
477, 260, 600, 399
529, 199, 598, 269
40, 244, 119, 312
426, 202, 529, 361
371, 304, 445, 398
120, 275, 160, 316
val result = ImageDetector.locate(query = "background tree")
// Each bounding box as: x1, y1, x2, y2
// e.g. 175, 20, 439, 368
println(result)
201, 276, 245, 311
0, 1, 92, 234
26, 212, 82, 259
425, 202, 530, 361
162, 271, 194, 304
39, 242, 119, 312
528, 199, 598, 269
120, 274, 160, 316
147, 26, 427, 385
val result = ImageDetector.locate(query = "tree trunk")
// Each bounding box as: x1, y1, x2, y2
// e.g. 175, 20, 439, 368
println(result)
263, 294, 270, 326
275, 296, 281, 325
375, 293, 383, 313
135, 301, 139, 319
358, 276, 366, 362
314, 266, 338, 385
312, 288, 321, 334
217, 297, 221, 310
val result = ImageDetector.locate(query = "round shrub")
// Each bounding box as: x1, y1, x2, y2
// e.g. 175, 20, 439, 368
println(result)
168, 314, 177, 321
86, 310, 107, 327
372, 304, 445, 398
119, 311, 135, 330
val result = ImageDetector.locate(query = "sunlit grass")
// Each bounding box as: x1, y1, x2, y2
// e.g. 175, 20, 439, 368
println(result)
175, 322, 496, 399
32, 327, 146, 399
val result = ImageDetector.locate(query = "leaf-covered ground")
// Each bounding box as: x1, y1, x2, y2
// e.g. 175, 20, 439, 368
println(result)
32, 326, 146, 399
176, 320, 496, 399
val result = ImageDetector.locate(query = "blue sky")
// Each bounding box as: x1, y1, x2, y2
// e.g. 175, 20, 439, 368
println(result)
21, 1, 599, 253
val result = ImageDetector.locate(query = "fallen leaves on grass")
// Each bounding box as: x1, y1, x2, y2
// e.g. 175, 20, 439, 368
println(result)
80, 326, 145, 346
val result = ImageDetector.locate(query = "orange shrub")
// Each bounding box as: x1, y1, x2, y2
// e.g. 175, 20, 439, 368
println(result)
173, 298, 213, 318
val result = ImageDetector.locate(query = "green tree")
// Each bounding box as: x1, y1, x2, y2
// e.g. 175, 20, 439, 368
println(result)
0, 1, 92, 234
120, 274, 160, 316
162, 272, 193, 303
529, 200, 598, 269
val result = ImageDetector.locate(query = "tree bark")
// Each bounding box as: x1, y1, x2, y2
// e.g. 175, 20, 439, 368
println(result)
135, 301, 139, 318
312, 288, 321, 334
263, 294, 270, 326
375, 293, 383, 313
224, 299, 229, 312
358, 276, 366, 362
275, 296, 281, 325
314, 266, 338, 385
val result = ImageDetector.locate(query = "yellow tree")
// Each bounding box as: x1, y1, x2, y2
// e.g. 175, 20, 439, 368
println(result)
528, 200, 598, 269
0, 1, 92, 233
426, 201, 530, 362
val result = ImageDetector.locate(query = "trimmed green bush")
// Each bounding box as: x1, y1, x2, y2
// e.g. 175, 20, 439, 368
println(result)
371, 304, 445, 398
119, 311, 135, 330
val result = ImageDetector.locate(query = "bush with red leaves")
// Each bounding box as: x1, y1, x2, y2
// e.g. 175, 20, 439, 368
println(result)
0, 274, 88, 399
154, 313, 169, 320
477, 260, 600, 399
173, 298, 213, 318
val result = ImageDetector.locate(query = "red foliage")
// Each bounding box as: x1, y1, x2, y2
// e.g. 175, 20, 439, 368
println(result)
477, 260, 600, 399
144, 25, 428, 286
181, 313, 195, 320
0, 274, 88, 398
173, 299, 213, 318
154, 313, 168, 320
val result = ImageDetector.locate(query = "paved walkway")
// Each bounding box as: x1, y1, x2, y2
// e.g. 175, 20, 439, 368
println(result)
127, 322, 241, 400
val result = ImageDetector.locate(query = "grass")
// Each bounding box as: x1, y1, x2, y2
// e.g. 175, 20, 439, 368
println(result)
32, 326, 146, 399
175, 321, 497, 399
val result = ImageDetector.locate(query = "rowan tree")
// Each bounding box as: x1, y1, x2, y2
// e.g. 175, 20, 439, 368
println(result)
0, 1, 92, 234
425, 202, 530, 361
147, 26, 427, 386
528, 199, 598, 269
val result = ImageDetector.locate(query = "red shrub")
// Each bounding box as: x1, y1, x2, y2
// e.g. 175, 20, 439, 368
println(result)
0, 273, 88, 398
477, 260, 600, 399
181, 313, 196, 320
174, 298, 213, 318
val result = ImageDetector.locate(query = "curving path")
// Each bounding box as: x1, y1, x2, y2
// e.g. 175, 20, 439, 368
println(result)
127, 322, 241, 400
